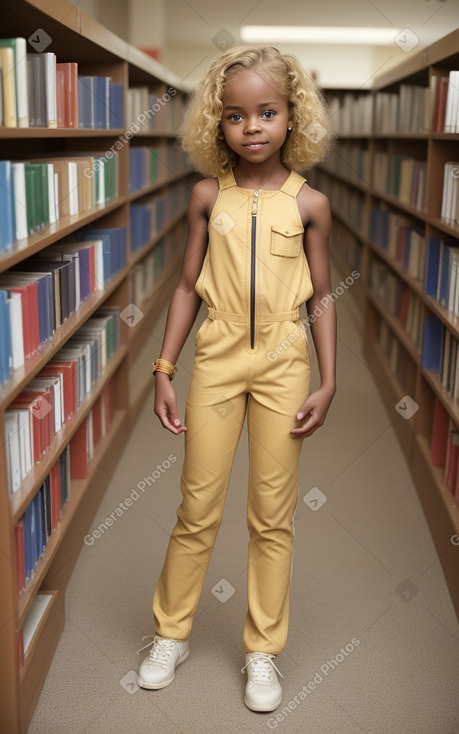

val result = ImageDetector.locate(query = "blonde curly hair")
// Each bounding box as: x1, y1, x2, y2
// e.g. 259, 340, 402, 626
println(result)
178, 45, 334, 177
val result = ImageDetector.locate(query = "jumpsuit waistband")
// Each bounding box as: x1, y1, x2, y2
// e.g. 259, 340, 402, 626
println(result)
207, 307, 299, 323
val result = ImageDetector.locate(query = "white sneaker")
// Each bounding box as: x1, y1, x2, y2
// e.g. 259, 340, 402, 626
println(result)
137, 635, 190, 689
241, 651, 283, 711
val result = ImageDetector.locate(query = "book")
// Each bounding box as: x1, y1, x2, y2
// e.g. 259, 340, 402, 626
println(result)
0, 46, 17, 126
0, 38, 28, 127
56, 62, 78, 128
431, 396, 449, 468
422, 313, 444, 372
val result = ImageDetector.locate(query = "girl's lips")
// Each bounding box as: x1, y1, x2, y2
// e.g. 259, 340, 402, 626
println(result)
243, 142, 267, 149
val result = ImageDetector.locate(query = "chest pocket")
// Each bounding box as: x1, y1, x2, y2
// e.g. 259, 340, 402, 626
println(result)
271, 225, 304, 257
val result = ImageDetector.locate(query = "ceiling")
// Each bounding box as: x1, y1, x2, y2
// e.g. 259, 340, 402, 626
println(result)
165, 0, 457, 45
162, 0, 459, 88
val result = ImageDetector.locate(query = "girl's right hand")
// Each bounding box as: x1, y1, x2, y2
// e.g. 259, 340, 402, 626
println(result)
154, 373, 187, 434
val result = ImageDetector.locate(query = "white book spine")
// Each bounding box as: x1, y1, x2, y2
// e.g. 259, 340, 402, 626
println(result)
47, 163, 57, 223
68, 161, 79, 215
8, 292, 24, 369
11, 162, 27, 241
5, 412, 21, 494
45, 53, 57, 128
15, 38, 29, 127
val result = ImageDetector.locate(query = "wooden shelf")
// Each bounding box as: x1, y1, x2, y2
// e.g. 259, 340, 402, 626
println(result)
0, 197, 126, 272
0, 2, 189, 732
321, 28, 459, 628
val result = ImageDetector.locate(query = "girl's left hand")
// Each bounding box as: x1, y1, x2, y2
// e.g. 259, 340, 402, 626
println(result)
290, 385, 336, 438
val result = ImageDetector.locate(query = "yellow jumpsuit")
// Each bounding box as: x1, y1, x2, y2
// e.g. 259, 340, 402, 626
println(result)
153, 168, 313, 655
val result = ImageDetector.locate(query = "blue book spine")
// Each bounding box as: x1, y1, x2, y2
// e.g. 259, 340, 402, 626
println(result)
422, 314, 444, 372
78, 76, 95, 129
109, 82, 124, 129
79, 249, 91, 303
424, 237, 442, 297
0, 161, 14, 252
0, 290, 12, 383
93, 76, 107, 129
438, 243, 451, 307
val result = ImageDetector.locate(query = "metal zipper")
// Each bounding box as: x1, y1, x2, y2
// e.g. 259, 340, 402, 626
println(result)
250, 189, 259, 349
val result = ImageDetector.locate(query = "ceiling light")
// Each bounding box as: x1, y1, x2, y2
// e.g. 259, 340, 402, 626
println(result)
239, 26, 401, 44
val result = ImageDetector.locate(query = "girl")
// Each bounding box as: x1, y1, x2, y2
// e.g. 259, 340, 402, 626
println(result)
137, 45, 336, 713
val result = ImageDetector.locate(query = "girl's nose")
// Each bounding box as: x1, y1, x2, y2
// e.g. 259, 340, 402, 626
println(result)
244, 116, 262, 133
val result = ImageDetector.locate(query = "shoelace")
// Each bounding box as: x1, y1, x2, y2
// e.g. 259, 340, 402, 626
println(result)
240, 652, 284, 682
136, 635, 175, 668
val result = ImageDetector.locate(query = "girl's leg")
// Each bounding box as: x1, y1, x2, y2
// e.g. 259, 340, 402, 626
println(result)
153, 390, 248, 640
243, 396, 304, 655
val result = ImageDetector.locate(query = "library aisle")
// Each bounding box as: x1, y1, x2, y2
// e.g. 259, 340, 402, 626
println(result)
27, 261, 459, 734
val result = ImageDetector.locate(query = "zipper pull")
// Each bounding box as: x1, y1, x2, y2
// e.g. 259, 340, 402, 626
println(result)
252, 189, 259, 215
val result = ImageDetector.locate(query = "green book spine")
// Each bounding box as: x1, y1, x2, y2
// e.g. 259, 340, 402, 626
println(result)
24, 164, 37, 233
150, 148, 158, 183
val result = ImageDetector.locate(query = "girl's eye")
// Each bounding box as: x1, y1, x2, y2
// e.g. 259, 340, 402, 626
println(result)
262, 110, 275, 119
228, 114, 242, 122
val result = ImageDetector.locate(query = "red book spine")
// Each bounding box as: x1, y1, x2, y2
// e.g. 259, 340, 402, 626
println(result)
70, 417, 89, 480
56, 68, 66, 128
68, 62, 79, 129
435, 77, 449, 133
40, 361, 77, 422
88, 243, 96, 293
446, 431, 459, 492
431, 397, 449, 467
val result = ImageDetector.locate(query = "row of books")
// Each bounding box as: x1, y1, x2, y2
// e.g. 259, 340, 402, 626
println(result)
15, 447, 70, 591
0, 153, 119, 252
422, 313, 459, 402
432, 70, 459, 134
310, 171, 365, 231
127, 86, 184, 133
130, 181, 190, 252
129, 143, 189, 193
130, 196, 168, 253
431, 397, 459, 503
0, 228, 127, 381
326, 71, 459, 136
372, 152, 426, 211
4, 307, 120, 494
441, 162, 459, 228
14, 375, 115, 593
368, 206, 426, 282
329, 219, 362, 275
424, 236, 459, 317
130, 225, 185, 305
321, 142, 370, 186
378, 318, 416, 394
369, 260, 423, 351
374, 84, 432, 134
327, 92, 373, 136
0, 37, 124, 129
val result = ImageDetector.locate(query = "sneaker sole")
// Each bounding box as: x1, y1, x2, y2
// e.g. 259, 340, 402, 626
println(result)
244, 694, 282, 712
138, 648, 190, 690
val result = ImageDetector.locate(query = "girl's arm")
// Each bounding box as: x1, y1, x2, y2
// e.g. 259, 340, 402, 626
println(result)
291, 188, 336, 438
154, 179, 215, 434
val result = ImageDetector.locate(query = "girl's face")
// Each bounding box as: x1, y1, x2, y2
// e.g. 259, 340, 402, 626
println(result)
220, 68, 293, 166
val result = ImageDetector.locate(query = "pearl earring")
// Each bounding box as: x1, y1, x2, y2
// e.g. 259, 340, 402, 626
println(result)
288, 126, 292, 131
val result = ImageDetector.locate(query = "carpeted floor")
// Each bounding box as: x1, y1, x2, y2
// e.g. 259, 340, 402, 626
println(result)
27, 260, 459, 734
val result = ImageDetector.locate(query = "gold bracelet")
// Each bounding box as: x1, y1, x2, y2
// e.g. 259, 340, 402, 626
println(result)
152, 358, 178, 380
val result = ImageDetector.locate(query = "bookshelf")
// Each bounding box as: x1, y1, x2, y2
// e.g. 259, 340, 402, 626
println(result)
307, 29, 459, 622
0, 1, 195, 732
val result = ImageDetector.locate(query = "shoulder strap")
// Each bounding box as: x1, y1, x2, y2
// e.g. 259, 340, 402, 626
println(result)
218, 169, 237, 190
280, 170, 307, 197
